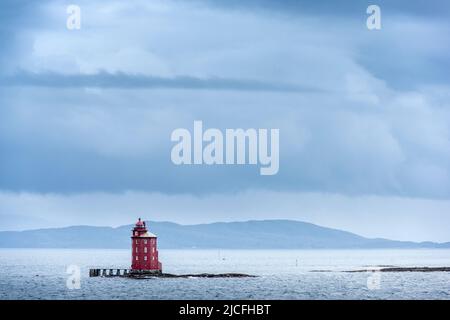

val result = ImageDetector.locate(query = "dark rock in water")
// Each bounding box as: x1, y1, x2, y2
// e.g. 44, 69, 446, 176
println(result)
128, 272, 256, 279
346, 266, 450, 273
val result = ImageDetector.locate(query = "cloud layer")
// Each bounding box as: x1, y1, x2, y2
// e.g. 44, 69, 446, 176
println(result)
0, 0, 449, 238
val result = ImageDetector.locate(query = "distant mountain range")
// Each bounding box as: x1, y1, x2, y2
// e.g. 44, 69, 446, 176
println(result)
0, 220, 449, 249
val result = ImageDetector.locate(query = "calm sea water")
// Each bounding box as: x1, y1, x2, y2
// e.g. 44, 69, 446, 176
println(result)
0, 248, 449, 299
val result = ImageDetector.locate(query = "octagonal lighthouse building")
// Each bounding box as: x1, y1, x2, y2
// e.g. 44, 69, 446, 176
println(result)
131, 218, 162, 273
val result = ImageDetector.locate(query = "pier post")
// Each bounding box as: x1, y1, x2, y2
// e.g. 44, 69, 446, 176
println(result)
90, 269, 101, 277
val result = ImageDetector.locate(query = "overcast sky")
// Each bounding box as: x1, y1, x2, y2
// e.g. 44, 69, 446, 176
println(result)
1, 0, 450, 242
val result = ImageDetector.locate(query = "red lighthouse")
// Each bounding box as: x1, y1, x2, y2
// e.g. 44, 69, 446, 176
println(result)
131, 218, 162, 273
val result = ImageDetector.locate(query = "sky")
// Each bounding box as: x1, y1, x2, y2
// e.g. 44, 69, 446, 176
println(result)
0, 0, 449, 242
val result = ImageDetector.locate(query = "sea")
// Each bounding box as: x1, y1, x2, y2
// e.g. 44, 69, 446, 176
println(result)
0, 248, 449, 300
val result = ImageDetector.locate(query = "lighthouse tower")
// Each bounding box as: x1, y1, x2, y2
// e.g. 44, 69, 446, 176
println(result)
131, 218, 162, 273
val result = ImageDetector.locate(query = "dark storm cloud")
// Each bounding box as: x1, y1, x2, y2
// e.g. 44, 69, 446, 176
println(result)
201, 0, 450, 18
0, 71, 318, 93
1, 84, 449, 199
0, 0, 449, 199
0, 0, 48, 71
200, 0, 450, 90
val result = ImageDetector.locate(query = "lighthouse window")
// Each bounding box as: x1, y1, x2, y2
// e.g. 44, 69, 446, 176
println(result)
144, 247, 147, 253
144, 256, 147, 261
152, 248, 155, 253
135, 256, 138, 261
136, 248, 138, 253
144, 240, 147, 244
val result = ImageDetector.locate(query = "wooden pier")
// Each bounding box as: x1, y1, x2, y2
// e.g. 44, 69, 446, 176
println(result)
89, 268, 254, 278
89, 268, 162, 277
89, 268, 129, 277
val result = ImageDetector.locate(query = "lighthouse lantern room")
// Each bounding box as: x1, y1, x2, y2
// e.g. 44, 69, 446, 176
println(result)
131, 218, 162, 272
